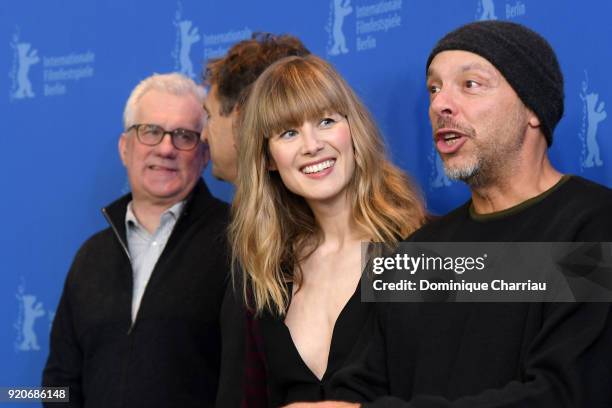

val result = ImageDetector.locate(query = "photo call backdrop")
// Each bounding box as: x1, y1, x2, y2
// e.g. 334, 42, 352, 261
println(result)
2, 0, 611, 404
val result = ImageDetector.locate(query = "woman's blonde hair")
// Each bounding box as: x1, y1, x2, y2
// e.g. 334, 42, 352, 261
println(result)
230, 55, 426, 315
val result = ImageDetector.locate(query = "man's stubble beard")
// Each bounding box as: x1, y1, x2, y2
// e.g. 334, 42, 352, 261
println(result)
440, 114, 527, 189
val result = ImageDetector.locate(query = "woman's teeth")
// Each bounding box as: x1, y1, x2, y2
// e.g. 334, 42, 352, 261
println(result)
302, 160, 335, 174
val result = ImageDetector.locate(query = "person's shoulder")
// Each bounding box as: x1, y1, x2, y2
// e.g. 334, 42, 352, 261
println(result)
75, 226, 115, 256
567, 175, 612, 200
61, 226, 118, 289
407, 201, 471, 241
560, 176, 612, 213
72, 228, 123, 276
559, 176, 612, 240
189, 180, 230, 221
63, 192, 129, 277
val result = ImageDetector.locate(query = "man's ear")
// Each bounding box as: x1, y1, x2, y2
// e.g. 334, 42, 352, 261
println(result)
118, 133, 128, 166
527, 109, 541, 129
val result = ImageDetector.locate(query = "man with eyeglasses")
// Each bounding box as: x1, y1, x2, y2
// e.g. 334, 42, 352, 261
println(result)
42, 73, 230, 408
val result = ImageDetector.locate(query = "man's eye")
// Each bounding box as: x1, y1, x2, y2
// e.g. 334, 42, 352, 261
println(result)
465, 80, 480, 89
143, 125, 163, 136
175, 130, 196, 142
428, 85, 440, 94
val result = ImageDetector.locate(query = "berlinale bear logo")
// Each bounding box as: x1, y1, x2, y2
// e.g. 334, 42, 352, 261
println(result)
15, 283, 48, 352
10, 31, 40, 100
328, 0, 353, 56
579, 71, 607, 168
172, 2, 201, 78
477, 0, 498, 20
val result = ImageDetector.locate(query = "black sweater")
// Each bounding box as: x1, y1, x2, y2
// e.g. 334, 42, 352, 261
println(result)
333, 176, 612, 408
42, 180, 230, 408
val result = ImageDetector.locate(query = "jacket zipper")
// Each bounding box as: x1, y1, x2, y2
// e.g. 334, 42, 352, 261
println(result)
101, 207, 135, 334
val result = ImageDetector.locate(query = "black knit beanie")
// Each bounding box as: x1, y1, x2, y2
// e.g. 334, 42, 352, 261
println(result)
426, 21, 564, 146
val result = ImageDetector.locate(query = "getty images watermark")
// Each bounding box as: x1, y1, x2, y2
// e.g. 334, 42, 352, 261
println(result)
361, 242, 612, 302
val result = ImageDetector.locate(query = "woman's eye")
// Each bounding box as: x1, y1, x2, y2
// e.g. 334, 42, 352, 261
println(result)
279, 129, 298, 139
320, 117, 336, 127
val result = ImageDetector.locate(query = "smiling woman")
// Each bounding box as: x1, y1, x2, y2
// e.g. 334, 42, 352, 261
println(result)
229, 54, 427, 406
267, 112, 355, 205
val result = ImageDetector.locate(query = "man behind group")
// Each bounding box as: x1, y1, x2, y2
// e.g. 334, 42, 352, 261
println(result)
200, 33, 310, 408
202, 32, 310, 183
43, 73, 230, 408
290, 21, 612, 408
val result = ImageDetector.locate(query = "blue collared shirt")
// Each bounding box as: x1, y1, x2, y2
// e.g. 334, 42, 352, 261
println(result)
125, 200, 185, 322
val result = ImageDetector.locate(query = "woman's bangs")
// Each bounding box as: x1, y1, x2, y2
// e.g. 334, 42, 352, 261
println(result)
260, 64, 346, 137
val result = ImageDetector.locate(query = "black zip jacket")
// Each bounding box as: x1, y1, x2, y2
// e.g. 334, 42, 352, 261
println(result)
42, 180, 230, 408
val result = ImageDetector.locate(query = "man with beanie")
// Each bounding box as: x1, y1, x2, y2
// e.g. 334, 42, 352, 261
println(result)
284, 21, 612, 408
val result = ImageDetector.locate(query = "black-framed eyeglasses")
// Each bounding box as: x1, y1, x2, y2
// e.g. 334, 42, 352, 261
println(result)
127, 124, 201, 151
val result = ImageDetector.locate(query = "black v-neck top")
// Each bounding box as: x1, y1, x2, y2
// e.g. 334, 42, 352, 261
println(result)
258, 281, 375, 407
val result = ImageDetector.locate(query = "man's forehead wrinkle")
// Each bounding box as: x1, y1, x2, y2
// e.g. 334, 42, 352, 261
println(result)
460, 62, 495, 74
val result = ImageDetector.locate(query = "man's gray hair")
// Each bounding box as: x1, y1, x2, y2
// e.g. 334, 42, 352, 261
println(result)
123, 73, 206, 130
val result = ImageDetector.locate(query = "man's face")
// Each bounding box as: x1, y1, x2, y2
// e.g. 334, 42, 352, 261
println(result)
119, 89, 208, 208
202, 85, 239, 183
426, 50, 530, 187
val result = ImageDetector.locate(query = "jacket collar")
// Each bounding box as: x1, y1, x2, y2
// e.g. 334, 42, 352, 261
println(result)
101, 178, 216, 246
